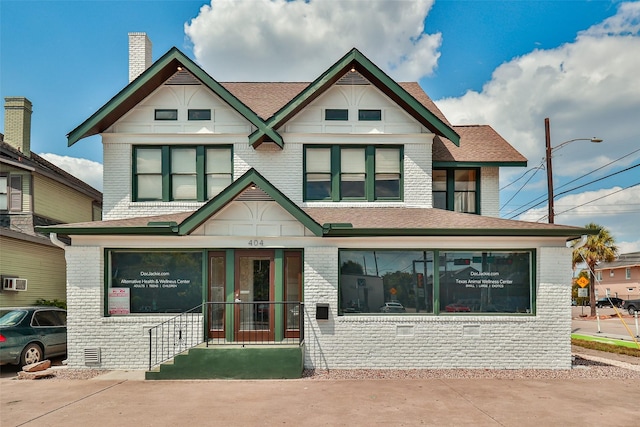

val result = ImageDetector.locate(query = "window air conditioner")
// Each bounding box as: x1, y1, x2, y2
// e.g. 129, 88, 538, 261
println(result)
3, 278, 28, 291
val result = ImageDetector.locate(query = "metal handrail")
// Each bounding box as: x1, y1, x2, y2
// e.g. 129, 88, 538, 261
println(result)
148, 304, 205, 370
148, 301, 304, 370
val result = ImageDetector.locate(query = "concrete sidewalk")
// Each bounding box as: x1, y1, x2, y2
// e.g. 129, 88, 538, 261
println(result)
2, 376, 639, 427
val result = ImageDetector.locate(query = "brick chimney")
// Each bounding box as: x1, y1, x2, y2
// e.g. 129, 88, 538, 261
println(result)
3, 97, 32, 157
129, 32, 152, 83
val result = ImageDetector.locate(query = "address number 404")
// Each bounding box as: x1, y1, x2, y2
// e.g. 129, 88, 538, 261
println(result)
248, 239, 264, 246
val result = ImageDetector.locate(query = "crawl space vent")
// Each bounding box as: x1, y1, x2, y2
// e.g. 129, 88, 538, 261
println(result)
84, 348, 101, 365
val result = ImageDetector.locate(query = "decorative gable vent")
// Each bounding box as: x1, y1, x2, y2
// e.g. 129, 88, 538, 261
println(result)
235, 185, 273, 202
166, 69, 201, 85
336, 70, 370, 85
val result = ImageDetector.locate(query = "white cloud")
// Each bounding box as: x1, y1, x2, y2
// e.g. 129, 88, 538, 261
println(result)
185, 0, 440, 81
518, 185, 640, 253
39, 153, 103, 191
436, 2, 640, 180
435, 2, 640, 247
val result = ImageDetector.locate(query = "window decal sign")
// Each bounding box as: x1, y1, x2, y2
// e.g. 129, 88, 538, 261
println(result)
108, 251, 203, 314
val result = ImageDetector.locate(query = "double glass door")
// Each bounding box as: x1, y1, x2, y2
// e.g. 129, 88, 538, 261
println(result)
208, 250, 301, 342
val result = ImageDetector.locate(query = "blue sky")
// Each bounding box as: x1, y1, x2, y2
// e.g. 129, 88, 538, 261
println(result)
1, 0, 639, 252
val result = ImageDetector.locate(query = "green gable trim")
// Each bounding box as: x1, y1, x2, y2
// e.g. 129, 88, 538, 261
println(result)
178, 168, 323, 236
68, 47, 271, 147
433, 161, 528, 168
249, 48, 460, 148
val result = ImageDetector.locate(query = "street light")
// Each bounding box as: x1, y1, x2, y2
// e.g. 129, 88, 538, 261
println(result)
544, 117, 603, 223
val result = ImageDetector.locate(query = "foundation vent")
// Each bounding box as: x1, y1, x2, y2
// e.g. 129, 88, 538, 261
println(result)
84, 348, 101, 365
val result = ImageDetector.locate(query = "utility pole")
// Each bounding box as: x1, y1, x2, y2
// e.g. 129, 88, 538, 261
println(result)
545, 117, 554, 223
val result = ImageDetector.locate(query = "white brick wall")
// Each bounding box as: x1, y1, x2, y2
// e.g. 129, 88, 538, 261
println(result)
302, 245, 572, 370
480, 167, 499, 217
65, 242, 572, 370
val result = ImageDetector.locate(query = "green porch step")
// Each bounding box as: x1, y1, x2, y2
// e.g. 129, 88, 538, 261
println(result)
145, 343, 304, 380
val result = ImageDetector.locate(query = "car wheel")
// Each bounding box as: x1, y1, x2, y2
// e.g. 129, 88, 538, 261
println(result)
21, 343, 43, 366
629, 307, 637, 316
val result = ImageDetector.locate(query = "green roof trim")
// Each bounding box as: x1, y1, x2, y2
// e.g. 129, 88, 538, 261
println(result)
433, 161, 528, 168
67, 47, 272, 146
35, 225, 178, 235
177, 168, 324, 236
249, 48, 460, 147
321, 227, 594, 239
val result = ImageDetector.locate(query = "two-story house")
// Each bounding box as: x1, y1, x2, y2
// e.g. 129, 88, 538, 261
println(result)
39, 33, 590, 377
594, 252, 640, 300
1, 97, 102, 307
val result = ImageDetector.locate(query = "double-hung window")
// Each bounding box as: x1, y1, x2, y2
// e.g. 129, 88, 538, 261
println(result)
133, 146, 232, 202
304, 145, 402, 201
432, 168, 479, 214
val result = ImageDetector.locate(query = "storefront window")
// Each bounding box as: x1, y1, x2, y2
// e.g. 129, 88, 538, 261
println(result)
107, 251, 203, 315
339, 249, 533, 315
439, 251, 532, 314
339, 251, 434, 314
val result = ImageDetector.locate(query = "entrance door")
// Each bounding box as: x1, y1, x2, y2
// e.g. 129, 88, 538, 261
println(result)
235, 250, 275, 341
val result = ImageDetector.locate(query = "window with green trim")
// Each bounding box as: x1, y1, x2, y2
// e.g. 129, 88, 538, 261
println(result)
154, 109, 178, 120
304, 145, 402, 202
188, 109, 211, 120
338, 249, 534, 315
325, 109, 348, 121
433, 168, 479, 214
133, 146, 232, 202
358, 109, 381, 121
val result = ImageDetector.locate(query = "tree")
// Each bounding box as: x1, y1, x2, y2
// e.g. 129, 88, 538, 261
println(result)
571, 223, 618, 317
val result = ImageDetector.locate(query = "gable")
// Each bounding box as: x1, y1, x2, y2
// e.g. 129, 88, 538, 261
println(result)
250, 48, 460, 147
109, 73, 254, 135
67, 48, 274, 146
284, 75, 424, 134
190, 200, 316, 237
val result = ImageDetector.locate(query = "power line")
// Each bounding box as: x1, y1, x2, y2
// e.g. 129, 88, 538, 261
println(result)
536, 182, 640, 222
506, 161, 640, 219
554, 163, 640, 199
499, 162, 543, 211
499, 162, 544, 191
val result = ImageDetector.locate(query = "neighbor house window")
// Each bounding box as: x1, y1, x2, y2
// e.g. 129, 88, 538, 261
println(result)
338, 250, 534, 315
107, 250, 203, 315
325, 109, 348, 121
188, 109, 211, 120
0, 175, 7, 210
304, 145, 402, 201
133, 146, 232, 202
358, 109, 381, 121
627, 268, 632, 279
432, 168, 479, 214
154, 109, 178, 120
610, 270, 614, 277
596, 271, 602, 281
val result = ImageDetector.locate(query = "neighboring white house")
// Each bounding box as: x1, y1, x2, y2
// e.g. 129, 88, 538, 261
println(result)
40, 33, 590, 375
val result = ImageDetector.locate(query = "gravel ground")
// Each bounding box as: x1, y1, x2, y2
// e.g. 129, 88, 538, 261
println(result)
11, 350, 639, 381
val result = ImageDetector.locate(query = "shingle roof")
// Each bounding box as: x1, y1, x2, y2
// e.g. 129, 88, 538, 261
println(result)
0, 142, 102, 201
44, 206, 586, 239
434, 125, 527, 164
220, 81, 451, 125
302, 206, 582, 235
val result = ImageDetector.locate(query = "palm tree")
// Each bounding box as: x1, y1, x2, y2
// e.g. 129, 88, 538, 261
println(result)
572, 223, 618, 317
